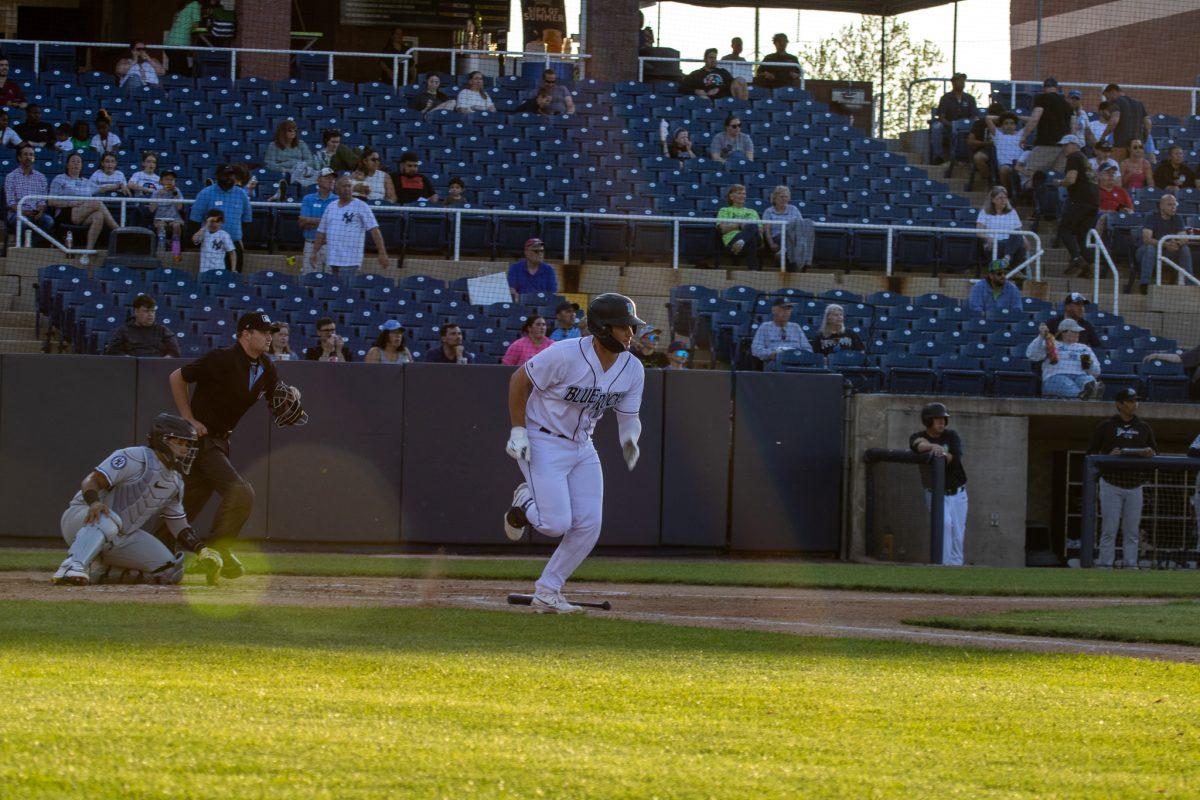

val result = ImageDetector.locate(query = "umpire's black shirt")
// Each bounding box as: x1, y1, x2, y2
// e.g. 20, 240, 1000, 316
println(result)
909, 429, 968, 493
1087, 414, 1157, 488
181, 343, 279, 437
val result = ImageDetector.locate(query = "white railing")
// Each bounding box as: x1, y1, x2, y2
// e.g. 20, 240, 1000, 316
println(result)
0, 38, 414, 90
905, 76, 1200, 132
1155, 234, 1200, 287
400, 48, 590, 88
637, 56, 805, 89
1085, 228, 1121, 315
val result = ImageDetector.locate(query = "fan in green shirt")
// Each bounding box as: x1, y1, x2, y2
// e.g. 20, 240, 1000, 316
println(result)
716, 183, 761, 267
166, 1, 202, 48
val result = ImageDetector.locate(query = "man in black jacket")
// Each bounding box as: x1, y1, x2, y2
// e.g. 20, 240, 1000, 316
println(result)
104, 294, 180, 357
1087, 388, 1157, 568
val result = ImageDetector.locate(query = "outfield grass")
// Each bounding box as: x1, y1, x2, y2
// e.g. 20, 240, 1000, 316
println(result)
1, 601, 1198, 799
911, 601, 1200, 647
4, 547, 1200, 597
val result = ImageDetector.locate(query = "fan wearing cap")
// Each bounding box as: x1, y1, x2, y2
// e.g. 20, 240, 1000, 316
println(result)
298, 168, 336, 274
1047, 293, 1100, 347
931, 72, 977, 164
1057, 134, 1100, 275
1027, 317, 1103, 399
188, 164, 253, 272
365, 319, 413, 364
549, 300, 582, 341
1086, 387, 1156, 568
631, 324, 669, 368
751, 297, 811, 370
967, 259, 1023, 315
1088, 141, 1122, 179
167, 311, 303, 582
1020, 78, 1074, 175
1064, 89, 1094, 146
506, 238, 557, 302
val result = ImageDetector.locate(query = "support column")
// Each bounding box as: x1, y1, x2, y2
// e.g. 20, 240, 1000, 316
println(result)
583, 0, 638, 83
236, 0, 292, 81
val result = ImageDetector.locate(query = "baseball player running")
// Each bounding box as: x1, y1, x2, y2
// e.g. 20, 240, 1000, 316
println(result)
503, 293, 646, 613
52, 413, 224, 586
910, 402, 969, 566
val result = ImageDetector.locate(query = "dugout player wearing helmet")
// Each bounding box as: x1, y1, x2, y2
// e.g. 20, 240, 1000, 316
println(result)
167, 311, 307, 582
52, 413, 224, 586
909, 402, 968, 565
1087, 387, 1156, 568
502, 293, 646, 613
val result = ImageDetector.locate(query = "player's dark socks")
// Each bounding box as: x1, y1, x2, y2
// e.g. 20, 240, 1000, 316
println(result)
218, 550, 245, 580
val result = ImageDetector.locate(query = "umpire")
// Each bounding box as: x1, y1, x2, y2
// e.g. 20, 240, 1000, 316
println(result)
1087, 387, 1156, 568
167, 311, 307, 581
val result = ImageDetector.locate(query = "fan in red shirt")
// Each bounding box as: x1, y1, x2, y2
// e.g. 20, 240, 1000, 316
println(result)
1096, 165, 1134, 237
0, 57, 27, 109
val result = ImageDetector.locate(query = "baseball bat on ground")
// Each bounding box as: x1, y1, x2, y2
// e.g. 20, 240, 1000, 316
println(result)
506, 593, 611, 610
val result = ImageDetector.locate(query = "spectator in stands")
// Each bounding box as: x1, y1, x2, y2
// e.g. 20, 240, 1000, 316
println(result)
1048, 292, 1100, 347
0, 111, 22, 150
115, 42, 165, 92
812, 304, 864, 356
69, 120, 90, 152
312, 130, 360, 174
762, 184, 813, 271
966, 103, 1000, 184
632, 325, 669, 368
751, 298, 811, 370
1021, 78, 1072, 176
152, 170, 184, 250
681, 48, 748, 102
717, 183, 760, 267
1087, 387, 1156, 569
1100, 84, 1149, 163
710, 115, 754, 163
165, 1, 202, 60
1089, 141, 1121, 178
424, 322, 475, 364
392, 151, 435, 204
531, 69, 574, 116
976, 185, 1026, 267
365, 320, 413, 365
299, 167, 336, 274
515, 88, 556, 116
639, 26, 654, 54
982, 111, 1024, 191
50, 151, 119, 261
1058, 135, 1099, 275
1137, 193, 1192, 293
15, 105, 51, 148
1065, 90, 1093, 146
1152, 145, 1197, 194
91, 152, 130, 198
721, 37, 746, 62
665, 128, 696, 161
1089, 102, 1112, 148
310, 174, 390, 272
127, 151, 162, 226
967, 259, 1023, 315
0, 57, 26, 108
53, 123, 73, 154
409, 74, 452, 114
1094, 166, 1134, 238
267, 321, 298, 361
90, 111, 121, 155
454, 71, 496, 114
192, 208, 234, 272
502, 315, 553, 366
5, 143, 51, 232
190, 164, 252, 272
229, 162, 260, 199
666, 340, 691, 370
1121, 139, 1154, 190
1027, 319, 1103, 399
931, 73, 977, 165
754, 33, 801, 90
264, 119, 316, 195
379, 26, 407, 84
305, 317, 353, 362
201, 0, 237, 43
350, 147, 397, 203
507, 238, 557, 301
103, 294, 179, 358
549, 301, 581, 341
442, 177, 466, 206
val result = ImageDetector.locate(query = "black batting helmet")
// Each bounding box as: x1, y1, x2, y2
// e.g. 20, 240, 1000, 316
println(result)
586, 293, 645, 353
920, 402, 950, 426
147, 413, 199, 475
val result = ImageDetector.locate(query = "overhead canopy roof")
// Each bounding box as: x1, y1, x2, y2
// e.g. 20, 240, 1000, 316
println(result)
640, 0, 954, 15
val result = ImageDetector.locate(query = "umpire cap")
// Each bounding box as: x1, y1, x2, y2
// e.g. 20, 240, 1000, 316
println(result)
920, 402, 950, 426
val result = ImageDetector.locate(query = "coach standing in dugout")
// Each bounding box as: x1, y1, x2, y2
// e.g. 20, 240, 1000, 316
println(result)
1087, 388, 1156, 569
167, 311, 307, 582
910, 403, 968, 566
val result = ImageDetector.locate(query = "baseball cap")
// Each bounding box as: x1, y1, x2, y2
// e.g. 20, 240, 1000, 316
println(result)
988, 259, 1008, 273
318, 167, 336, 177
772, 297, 793, 307
1115, 387, 1139, 402
1042, 77, 1059, 88
1058, 318, 1084, 332
1058, 134, 1085, 147
1095, 140, 1112, 150
524, 237, 545, 250
237, 311, 273, 333
1067, 89, 1082, 99
1064, 292, 1088, 306
555, 300, 580, 314
379, 319, 404, 332
669, 339, 689, 353
637, 323, 662, 337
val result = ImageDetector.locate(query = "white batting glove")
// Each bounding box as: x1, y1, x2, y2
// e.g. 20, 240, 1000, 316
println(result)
506, 426, 530, 462
622, 440, 640, 471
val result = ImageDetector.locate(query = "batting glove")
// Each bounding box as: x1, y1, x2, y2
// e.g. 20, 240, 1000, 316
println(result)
622, 440, 640, 471
506, 426, 530, 462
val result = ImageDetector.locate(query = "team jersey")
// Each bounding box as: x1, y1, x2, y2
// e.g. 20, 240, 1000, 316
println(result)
524, 336, 645, 444
70, 446, 188, 535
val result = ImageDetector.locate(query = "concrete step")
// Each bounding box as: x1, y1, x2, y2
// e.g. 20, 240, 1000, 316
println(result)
0, 324, 36, 341
0, 310, 36, 327
0, 340, 46, 353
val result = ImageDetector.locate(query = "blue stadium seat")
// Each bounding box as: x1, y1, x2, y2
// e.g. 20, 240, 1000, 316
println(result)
777, 350, 828, 373
1097, 359, 1142, 401
827, 350, 883, 393
882, 353, 936, 393
988, 356, 1039, 397
935, 354, 987, 395
1139, 358, 1189, 402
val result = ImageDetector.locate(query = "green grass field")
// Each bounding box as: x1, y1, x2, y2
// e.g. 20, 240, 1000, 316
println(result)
2, 600, 1198, 799
911, 601, 1200, 647
3, 547, 1200, 597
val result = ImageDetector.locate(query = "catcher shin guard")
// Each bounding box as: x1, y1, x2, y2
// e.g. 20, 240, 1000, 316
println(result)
270, 381, 309, 427
586, 293, 645, 354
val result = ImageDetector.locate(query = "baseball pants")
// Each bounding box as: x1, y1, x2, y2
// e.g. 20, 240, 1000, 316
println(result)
60, 504, 183, 583
182, 436, 254, 549
924, 487, 968, 566
517, 429, 604, 595
1098, 478, 1143, 568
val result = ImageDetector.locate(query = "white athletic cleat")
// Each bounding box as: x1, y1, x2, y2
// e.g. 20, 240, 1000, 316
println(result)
531, 591, 584, 614
503, 483, 532, 542
51, 561, 89, 586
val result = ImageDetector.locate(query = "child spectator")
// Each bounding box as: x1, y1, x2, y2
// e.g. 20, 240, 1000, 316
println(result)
0, 111, 22, 149
442, 177, 467, 206
665, 128, 696, 161
90, 111, 121, 154
90, 152, 130, 197
153, 170, 184, 254
53, 123, 74, 154
192, 208, 235, 272
69, 120, 90, 152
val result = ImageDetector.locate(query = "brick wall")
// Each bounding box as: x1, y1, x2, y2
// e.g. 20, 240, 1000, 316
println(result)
583, 0, 638, 83
237, 0, 291, 81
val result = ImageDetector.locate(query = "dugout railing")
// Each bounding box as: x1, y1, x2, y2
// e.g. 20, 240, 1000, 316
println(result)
863, 447, 945, 564
1079, 455, 1200, 569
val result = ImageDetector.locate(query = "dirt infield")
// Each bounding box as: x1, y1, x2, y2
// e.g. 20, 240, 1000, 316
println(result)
3, 570, 1195, 663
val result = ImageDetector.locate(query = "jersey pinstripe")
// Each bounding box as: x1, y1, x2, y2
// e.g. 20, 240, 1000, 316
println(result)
71, 446, 187, 534
523, 336, 645, 443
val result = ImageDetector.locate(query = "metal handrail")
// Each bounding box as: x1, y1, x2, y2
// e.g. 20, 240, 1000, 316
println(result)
905, 76, 1200, 132
1155, 234, 1200, 287
400, 47, 590, 89
1085, 228, 1121, 314
637, 56, 805, 89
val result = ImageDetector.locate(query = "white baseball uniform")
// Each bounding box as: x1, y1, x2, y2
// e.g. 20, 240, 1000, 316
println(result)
519, 336, 645, 594
57, 446, 191, 583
